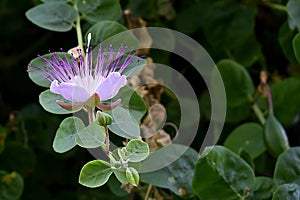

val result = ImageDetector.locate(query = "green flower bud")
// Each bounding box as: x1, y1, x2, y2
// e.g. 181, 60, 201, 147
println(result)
126, 167, 139, 187
96, 111, 113, 126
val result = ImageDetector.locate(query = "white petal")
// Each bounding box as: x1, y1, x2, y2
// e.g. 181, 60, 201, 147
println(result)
50, 81, 91, 102
96, 72, 127, 101
50, 80, 61, 94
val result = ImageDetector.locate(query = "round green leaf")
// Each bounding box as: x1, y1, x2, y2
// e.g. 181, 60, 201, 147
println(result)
28, 52, 73, 87
125, 139, 149, 162
251, 177, 277, 200
79, 160, 113, 188
274, 147, 300, 185
107, 106, 140, 139
212, 59, 254, 122
77, 0, 121, 23
113, 169, 129, 185
278, 22, 298, 63
224, 123, 266, 159
141, 144, 199, 197
192, 145, 255, 200
264, 113, 289, 158
231, 37, 263, 68
287, 0, 300, 30
216, 59, 254, 105
272, 183, 300, 200
121, 56, 146, 78
126, 167, 139, 187
269, 78, 300, 125
108, 85, 147, 121
25, 2, 78, 32
39, 89, 81, 114
85, 21, 138, 48
53, 117, 85, 153
293, 33, 300, 63
198, 0, 257, 50
28, 56, 50, 87
76, 122, 106, 148
105, 86, 147, 139
0, 171, 24, 200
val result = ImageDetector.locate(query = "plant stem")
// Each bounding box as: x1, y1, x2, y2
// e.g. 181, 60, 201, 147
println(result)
144, 184, 153, 200
263, 1, 287, 12
265, 85, 274, 115
87, 107, 94, 124
73, 0, 84, 50
105, 127, 110, 155
251, 103, 266, 125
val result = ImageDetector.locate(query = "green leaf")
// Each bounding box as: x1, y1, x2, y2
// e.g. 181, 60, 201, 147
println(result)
212, 59, 254, 122
250, 177, 277, 200
126, 167, 139, 187
28, 55, 51, 87
269, 78, 300, 125
113, 169, 129, 185
0, 142, 36, 177
85, 21, 138, 48
39, 89, 81, 114
274, 147, 300, 185
224, 122, 266, 159
141, 144, 199, 197
25, 2, 78, 32
278, 22, 298, 63
121, 57, 146, 78
107, 106, 140, 139
293, 33, 300, 63
192, 145, 255, 200
231, 36, 263, 68
199, 0, 257, 50
216, 59, 254, 104
77, 0, 121, 23
53, 117, 85, 153
79, 160, 113, 188
110, 85, 147, 121
173, 3, 203, 34
272, 183, 300, 200
0, 171, 24, 200
264, 113, 289, 158
287, 0, 300, 30
125, 139, 149, 162
239, 150, 255, 170
75, 122, 106, 148
28, 52, 73, 87
105, 86, 146, 139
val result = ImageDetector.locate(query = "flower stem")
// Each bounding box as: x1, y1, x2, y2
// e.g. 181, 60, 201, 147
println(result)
73, 0, 84, 51
252, 103, 266, 125
265, 85, 274, 115
87, 107, 94, 124
105, 127, 110, 155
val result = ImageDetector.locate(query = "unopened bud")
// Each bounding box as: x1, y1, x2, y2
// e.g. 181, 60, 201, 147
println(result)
96, 111, 113, 126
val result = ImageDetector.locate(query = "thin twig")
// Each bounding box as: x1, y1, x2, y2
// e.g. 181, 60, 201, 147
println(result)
145, 184, 153, 200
